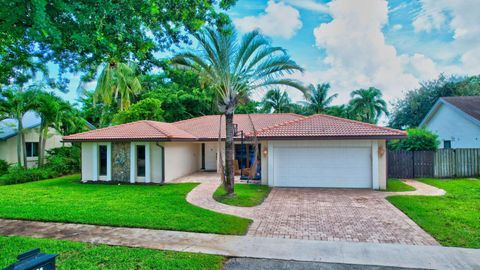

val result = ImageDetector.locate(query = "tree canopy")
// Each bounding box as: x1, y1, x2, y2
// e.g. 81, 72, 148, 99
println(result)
389, 75, 480, 129
0, 0, 235, 86
388, 128, 439, 151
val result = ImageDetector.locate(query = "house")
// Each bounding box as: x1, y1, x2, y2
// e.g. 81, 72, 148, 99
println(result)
420, 96, 480, 149
0, 111, 65, 167
63, 114, 406, 190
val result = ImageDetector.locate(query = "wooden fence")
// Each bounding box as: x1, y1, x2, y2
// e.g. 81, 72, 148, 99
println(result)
388, 149, 480, 178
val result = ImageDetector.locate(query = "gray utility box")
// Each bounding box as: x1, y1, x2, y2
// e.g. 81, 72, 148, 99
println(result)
4, 248, 58, 270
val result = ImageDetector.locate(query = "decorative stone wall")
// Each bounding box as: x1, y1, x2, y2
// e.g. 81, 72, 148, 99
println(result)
112, 142, 130, 182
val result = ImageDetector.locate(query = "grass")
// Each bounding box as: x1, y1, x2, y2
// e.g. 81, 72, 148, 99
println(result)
385, 179, 416, 192
0, 236, 224, 270
213, 184, 271, 207
0, 175, 251, 235
387, 178, 480, 248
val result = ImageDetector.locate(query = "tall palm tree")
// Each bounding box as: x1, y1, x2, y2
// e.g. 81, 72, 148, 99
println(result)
172, 27, 305, 195
349, 87, 388, 124
303, 83, 338, 114
0, 88, 34, 168
261, 88, 292, 113
93, 61, 142, 111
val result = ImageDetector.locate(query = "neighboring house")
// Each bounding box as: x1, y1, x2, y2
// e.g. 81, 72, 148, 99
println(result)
64, 114, 405, 190
0, 111, 63, 167
420, 96, 480, 149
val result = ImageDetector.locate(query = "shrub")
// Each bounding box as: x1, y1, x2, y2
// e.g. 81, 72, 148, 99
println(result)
0, 166, 56, 185
388, 128, 440, 151
0, 159, 9, 175
46, 146, 81, 175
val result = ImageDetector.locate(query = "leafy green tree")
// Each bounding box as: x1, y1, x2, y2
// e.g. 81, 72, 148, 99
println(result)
235, 100, 260, 114
172, 27, 305, 195
79, 91, 116, 128
112, 98, 165, 124
0, 87, 35, 168
93, 62, 142, 111
325, 104, 353, 119
388, 128, 439, 151
261, 89, 293, 113
389, 75, 480, 129
1, 0, 235, 85
55, 100, 89, 136
349, 87, 388, 124
303, 83, 337, 114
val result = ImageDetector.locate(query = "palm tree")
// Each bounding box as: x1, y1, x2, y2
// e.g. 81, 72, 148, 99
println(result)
93, 61, 142, 111
0, 88, 34, 168
303, 83, 338, 114
261, 89, 292, 113
172, 27, 305, 195
349, 87, 388, 124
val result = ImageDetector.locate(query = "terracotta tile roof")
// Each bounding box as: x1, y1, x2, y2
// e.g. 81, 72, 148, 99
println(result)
172, 113, 304, 139
63, 113, 405, 142
442, 96, 480, 122
253, 114, 406, 139
63, 120, 196, 141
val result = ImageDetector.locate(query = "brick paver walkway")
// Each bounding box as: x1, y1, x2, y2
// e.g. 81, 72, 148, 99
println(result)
173, 173, 443, 246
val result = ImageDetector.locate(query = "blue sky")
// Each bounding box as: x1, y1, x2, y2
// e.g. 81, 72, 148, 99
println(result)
59, 0, 480, 107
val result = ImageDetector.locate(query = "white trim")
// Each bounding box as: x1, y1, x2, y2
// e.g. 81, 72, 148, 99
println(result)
130, 142, 151, 183
267, 141, 274, 186
130, 143, 136, 183
92, 143, 98, 181
97, 143, 112, 181
106, 142, 112, 181
420, 98, 480, 128
371, 141, 379, 190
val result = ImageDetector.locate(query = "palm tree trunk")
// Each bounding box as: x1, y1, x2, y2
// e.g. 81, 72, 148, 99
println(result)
224, 111, 235, 195
16, 126, 22, 167
38, 128, 43, 167
22, 132, 28, 169
41, 128, 47, 166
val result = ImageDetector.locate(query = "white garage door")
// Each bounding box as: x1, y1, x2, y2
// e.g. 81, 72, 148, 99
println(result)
273, 146, 372, 188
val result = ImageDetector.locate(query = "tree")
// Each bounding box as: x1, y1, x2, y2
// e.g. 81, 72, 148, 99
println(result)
0, 87, 35, 168
303, 83, 337, 114
79, 91, 116, 128
235, 100, 260, 114
388, 128, 439, 151
261, 89, 292, 113
172, 27, 305, 195
1, 0, 235, 86
93, 62, 142, 111
112, 98, 165, 124
349, 87, 388, 124
31, 90, 62, 166
389, 75, 480, 129
325, 104, 353, 119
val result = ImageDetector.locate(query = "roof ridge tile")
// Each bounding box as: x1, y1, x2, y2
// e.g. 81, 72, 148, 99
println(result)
316, 114, 405, 134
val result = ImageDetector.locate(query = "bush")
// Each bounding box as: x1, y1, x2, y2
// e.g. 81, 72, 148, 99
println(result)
0, 166, 56, 185
0, 159, 9, 175
46, 146, 81, 175
388, 128, 439, 151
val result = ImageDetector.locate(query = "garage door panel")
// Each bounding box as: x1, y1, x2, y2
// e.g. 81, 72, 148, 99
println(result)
273, 146, 372, 188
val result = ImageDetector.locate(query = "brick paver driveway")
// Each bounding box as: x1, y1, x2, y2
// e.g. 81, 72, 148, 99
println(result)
248, 188, 438, 245
175, 173, 440, 246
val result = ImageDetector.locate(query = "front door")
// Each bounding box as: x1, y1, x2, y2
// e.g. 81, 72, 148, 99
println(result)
204, 143, 217, 171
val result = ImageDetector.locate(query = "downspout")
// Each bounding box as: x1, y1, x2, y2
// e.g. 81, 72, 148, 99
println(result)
156, 143, 165, 183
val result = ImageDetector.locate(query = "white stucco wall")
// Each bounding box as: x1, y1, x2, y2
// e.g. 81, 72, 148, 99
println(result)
163, 142, 200, 182
150, 142, 164, 183
0, 127, 68, 167
424, 104, 480, 148
81, 142, 94, 181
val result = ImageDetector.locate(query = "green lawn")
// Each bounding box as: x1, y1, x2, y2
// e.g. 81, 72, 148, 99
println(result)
213, 184, 271, 207
0, 236, 224, 270
0, 175, 251, 235
387, 178, 480, 248
386, 179, 416, 192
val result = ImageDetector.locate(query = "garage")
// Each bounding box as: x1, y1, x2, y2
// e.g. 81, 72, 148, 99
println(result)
272, 145, 373, 188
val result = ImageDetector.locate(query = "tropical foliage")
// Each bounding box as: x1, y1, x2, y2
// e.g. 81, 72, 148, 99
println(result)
303, 83, 337, 114
349, 87, 388, 124
172, 27, 305, 194
388, 128, 439, 151
112, 98, 165, 124
389, 75, 480, 129
261, 89, 293, 113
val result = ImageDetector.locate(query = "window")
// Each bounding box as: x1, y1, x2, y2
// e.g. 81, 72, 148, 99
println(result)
26, 142, 39, 157
99, 145, 107, 176
137, 145, 146, 177
443, 140, 452, 149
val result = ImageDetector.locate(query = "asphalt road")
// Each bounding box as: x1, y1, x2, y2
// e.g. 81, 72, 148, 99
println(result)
223, 258, 427, 270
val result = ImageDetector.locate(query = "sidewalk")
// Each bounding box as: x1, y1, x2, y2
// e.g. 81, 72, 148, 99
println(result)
1, 219, 479, 270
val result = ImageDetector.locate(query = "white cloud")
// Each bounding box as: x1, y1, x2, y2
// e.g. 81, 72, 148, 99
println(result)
400, 53, 438, 81
311, 0, 420, 102
392, 24, 403, 31
412, 1, 447, 32
283, 0, 329, 12
233, 1, 302, 39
